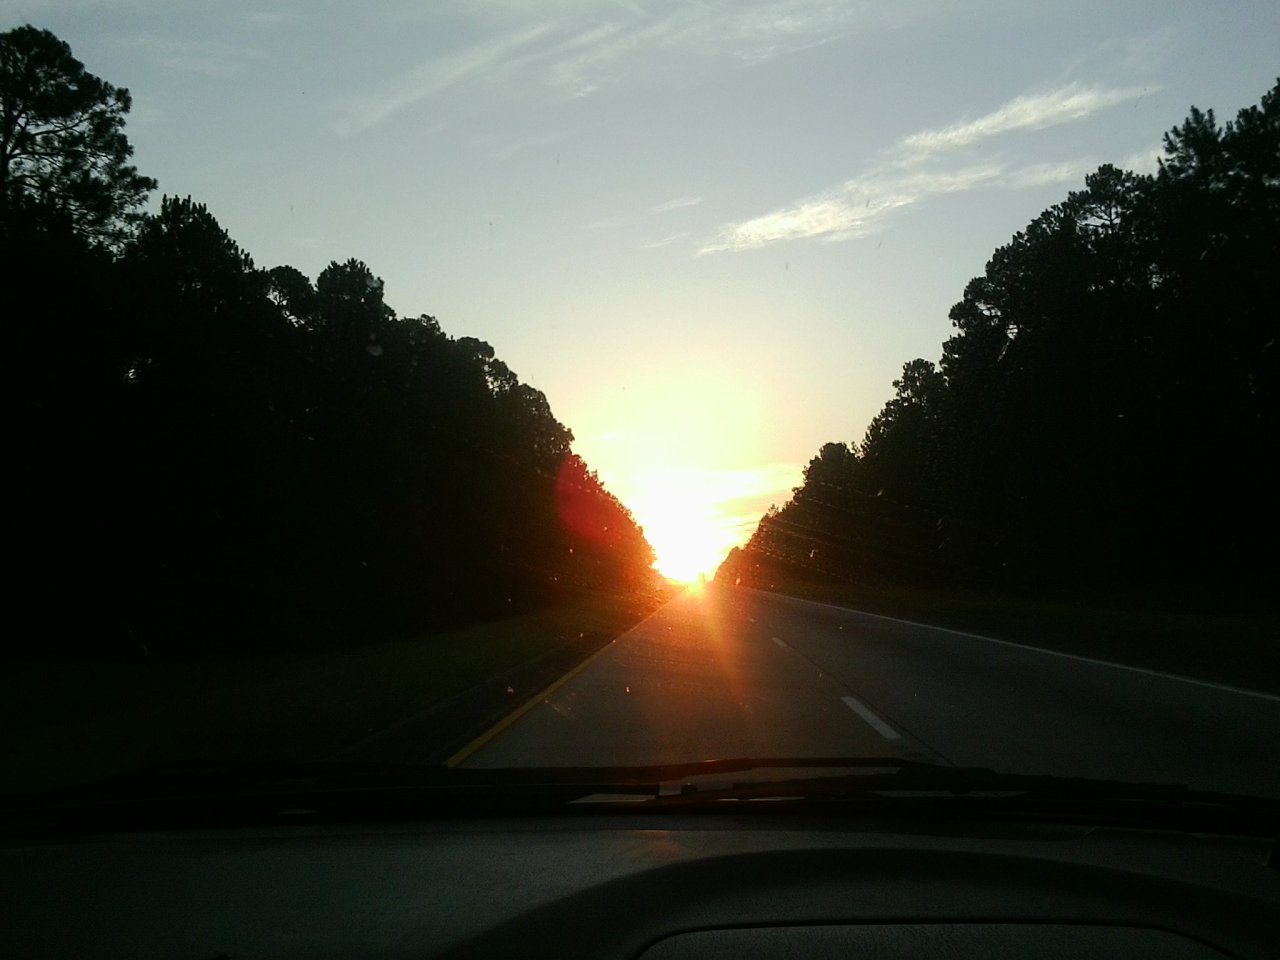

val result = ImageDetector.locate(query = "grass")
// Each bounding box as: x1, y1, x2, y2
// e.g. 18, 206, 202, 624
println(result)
2, 588, 672, 797
753, 576, 1280, 694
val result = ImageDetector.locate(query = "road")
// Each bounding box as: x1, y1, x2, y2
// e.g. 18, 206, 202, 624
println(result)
458, 586, 1280, 795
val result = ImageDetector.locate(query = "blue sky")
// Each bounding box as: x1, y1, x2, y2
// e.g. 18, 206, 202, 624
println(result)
6, 0, 1276, 575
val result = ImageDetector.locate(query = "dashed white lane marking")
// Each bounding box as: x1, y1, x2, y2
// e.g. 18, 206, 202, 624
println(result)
774, 632, 901, 741
841, 695, 902, 740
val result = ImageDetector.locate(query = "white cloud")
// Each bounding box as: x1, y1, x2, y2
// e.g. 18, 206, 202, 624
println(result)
540, 0, 929, 99
703, 77, 1156, 253
331, 23, 553, 135
1006, 158, 1097, 188
1120, 147, 1163, 175
544, 9, 688, 98
700, 164, 1001, 253
898, 83, 1149, 158
725, 461, 805, 500
712, 0, 867, 63
650, 195, 704, 214
328, 1, 936, 130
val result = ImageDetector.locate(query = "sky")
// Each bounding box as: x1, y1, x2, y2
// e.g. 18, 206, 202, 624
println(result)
5, 0, 1276, 579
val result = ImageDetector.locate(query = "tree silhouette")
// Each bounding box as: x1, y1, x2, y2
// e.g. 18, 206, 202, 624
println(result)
0, 24, 155, 244
724, 79, 1280, 611
4, 28, 659, 659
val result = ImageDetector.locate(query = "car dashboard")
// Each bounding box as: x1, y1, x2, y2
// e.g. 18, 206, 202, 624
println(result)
5, 807, 1278, 959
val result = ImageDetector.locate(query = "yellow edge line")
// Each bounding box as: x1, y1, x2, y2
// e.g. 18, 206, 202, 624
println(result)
444, 636, 620, 768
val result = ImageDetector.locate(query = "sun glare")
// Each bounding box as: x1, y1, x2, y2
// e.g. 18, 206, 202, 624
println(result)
568, 366, 804, 585
646, 516, 727, 583
623, 471, 749, 583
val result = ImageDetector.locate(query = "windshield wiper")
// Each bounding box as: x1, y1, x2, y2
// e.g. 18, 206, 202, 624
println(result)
0, 756, 961, 813
442, 757, 1279, 835
6, 757, 1277, 836
618, 759, 1280, 835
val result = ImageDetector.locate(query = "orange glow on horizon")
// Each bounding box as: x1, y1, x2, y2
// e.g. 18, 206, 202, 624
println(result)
565, 361, 804, 583
624, 470, 750, 584
646, 515, 727, 583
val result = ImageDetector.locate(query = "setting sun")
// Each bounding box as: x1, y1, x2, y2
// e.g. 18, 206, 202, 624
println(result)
643, 510, 728, 583
624, 470, 738, 582
565, 361, 804, 584
615, 465, 799, 583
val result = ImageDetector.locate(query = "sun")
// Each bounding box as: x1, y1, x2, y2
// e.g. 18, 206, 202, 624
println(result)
645, 515, 727, 583
623, 471, 743, 584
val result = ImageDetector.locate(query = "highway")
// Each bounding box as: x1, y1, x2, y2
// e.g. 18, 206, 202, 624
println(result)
459, 586, 1280, 796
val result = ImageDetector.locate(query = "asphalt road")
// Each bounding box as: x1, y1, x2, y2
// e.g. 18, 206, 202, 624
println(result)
459, 586, 1280, 796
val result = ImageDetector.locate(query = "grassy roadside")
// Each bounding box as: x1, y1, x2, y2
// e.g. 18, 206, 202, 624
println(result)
751, 576, 1280, 695
2, 588, 674, 797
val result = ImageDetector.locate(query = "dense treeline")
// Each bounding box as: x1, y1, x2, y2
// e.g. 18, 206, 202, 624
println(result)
3, 26, 655, 656
723, 81, 1279, 610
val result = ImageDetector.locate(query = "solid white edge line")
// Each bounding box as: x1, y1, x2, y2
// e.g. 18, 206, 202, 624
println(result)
762, 591, 1280, 703
841, 696, 902, 740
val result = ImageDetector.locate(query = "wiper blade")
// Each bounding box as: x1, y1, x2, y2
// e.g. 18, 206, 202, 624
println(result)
7, 755, 1265, 805
448, 756, 934, 787
625, 760, 1280, 833
450, 756, 1268, 808
6, 756, 928, 803
7, 758, 1277, 836
653, 760, 1197, 799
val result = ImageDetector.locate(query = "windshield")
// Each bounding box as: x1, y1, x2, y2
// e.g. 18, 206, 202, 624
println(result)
2, 1, 1277, 808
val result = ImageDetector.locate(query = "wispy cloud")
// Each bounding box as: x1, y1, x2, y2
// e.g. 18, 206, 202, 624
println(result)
725, 461, 805, 500
650, 195, 703, 214
1065, 27, 1180, 79
1006, 158, 1099, 188
374, 0, 928, 105
545, 16, 669, 98
542, 1, 901, 97
331, 23, 553, 135
627, 461, 802, 522
710, 462, 806, 542
898, 83, 1149, 158
723, 0, 872, 63
701, 165, 1001, 253
329, 1, 931, 134
642, 232, 688, 249
1120, 147, 1163, 175
703, 78, 1153, 253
